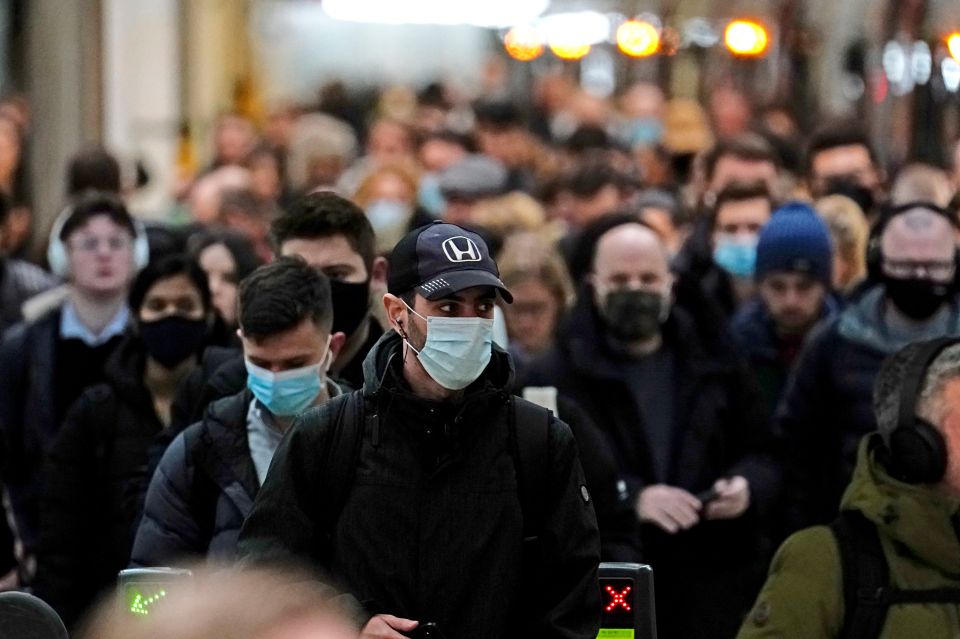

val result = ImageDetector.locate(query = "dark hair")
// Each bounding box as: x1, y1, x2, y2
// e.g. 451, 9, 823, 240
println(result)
128, 254, 212, 314
238, 256, 333, 340
270, 192, 375, 273
60, 190, 136, 241
420, 129, 476, 154
219, 188, 268, 221
805, 121, 878, 176
566, 159, 628, 198
187, 229, 264, 283
702, 133, 780, 182
711, 181, 776, 226
565, 126, 612, 155
67, 146, 121, 196
0, 190, 10, 227
473, 100, 522, 129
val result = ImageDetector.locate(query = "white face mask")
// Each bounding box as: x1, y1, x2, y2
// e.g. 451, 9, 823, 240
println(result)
401, 302, 494, 390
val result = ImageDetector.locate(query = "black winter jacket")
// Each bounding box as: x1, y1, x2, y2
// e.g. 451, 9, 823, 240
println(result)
0, 310, 71, 562
33, 336, 163, 627
238, 332, 601, 639
524, 299, 779, 555
523, 298, 778, 639
132, 390, 259, 567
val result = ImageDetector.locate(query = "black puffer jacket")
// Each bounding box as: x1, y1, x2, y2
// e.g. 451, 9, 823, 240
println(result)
239, 332, 601, 639
132, 381, 342, 568
131, 390, 257, 568
33, 336, 163, 627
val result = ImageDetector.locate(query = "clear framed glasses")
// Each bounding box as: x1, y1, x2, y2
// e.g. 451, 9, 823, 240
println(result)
69, 235, 132, 254
882, 258, 956, 281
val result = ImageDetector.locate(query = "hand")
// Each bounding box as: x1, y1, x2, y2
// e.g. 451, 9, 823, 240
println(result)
635, 484, 701, 534
704, 476, 751, 520
361, 614, 419, 639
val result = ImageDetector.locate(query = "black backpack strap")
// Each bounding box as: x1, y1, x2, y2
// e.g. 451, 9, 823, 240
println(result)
316, 390, 366, 562
511, 396, 551, 541
831, 510, 891, 639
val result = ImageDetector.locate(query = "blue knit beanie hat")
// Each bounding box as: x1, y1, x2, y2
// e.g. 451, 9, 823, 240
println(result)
755, 202, 833, 285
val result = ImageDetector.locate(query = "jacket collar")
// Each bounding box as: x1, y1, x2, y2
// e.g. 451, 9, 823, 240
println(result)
556, 295, 729, 382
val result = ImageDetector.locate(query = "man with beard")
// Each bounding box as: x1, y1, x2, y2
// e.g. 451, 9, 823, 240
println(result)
730, 202, 840, 412
524, 220, 777, 639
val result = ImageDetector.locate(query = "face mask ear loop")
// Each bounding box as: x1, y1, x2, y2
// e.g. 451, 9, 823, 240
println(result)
397, 300, 428, 359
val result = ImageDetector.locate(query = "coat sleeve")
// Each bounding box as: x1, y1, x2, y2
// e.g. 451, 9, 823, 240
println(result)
774, 324, 837, 534
724, 354, 781, 520
237, 410, 330, 571
129, 430, 206, 568
534, 416, 601, 639
557, 395, 640, 563
736, 526, 843, 639
33, 392, 99, 626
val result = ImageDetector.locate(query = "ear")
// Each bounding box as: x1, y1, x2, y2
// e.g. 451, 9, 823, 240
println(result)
382, 293, 406, 334
371, 256, 388, 288
329, 330, 347, 358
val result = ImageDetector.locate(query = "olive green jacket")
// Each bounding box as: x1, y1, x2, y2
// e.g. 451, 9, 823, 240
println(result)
737, 434, 960, 638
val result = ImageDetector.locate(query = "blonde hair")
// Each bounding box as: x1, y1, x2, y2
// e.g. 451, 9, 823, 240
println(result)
816, 194, 869, 292
80, 566, 359, 639
352, 159, 422, 209
470, 192, 547, 238
498, 232, 576, 311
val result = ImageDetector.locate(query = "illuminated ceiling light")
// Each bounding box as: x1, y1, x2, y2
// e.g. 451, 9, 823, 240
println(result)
321, 0, 549, 27
550, 42, 592, 60
948, 33, 960, 62
541, 11, 611, 46
504, 26, 544, 61
617, 20, 660, 57
724, 19, 769, 57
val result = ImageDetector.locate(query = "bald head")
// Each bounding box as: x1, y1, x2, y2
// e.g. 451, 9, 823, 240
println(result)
591, 223, 673, 301
881, 209, 955, 270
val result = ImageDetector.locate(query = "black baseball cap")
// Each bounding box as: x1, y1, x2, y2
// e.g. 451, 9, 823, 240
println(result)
388, 222, 513, 303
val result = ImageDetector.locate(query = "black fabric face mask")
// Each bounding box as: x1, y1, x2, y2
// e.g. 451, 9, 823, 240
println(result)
882, 275, 952, 321
139, 316, 208, 369
823, 177, 876, 216
330, 278, 371, 336
601, 289, 665, 342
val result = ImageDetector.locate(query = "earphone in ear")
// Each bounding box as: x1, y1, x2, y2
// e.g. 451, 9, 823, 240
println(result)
47, 204, 150, 279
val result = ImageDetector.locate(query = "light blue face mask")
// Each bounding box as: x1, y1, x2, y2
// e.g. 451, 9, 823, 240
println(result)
402, 302, 494, 391
245, 341, 331, 416
366, 199, 413, 237
713, 234, 758, 278
417, 173, 446, 218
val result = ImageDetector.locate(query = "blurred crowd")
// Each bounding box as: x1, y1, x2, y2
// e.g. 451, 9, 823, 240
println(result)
0, 73, 959, 638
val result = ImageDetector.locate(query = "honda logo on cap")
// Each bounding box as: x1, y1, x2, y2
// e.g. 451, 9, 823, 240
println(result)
442, 236, 482, 263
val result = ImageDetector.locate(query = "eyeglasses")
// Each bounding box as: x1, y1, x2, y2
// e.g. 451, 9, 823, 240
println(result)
882, 259, 956, 281
68, 235, 132, 253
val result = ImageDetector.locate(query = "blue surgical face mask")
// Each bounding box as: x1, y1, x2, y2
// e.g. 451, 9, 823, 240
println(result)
713, 234, 758, 278
417, 173, 446, 218
245, 339, 332, 416
401, 302, 494, 391
366, 199, 413, 236
627, 116, 664, 147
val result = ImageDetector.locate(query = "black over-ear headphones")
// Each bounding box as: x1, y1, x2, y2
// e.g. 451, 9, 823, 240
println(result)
884, 337, 960, 483
866, 200, 960, 283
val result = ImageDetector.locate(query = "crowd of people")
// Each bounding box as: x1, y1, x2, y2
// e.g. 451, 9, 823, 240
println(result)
0, 75, 959, 638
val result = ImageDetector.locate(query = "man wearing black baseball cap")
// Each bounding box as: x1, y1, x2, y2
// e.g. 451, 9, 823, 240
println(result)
240, 222, 600, 639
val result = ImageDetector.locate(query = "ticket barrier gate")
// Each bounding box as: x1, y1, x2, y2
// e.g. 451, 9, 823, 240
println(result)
597, 562, 656, 639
